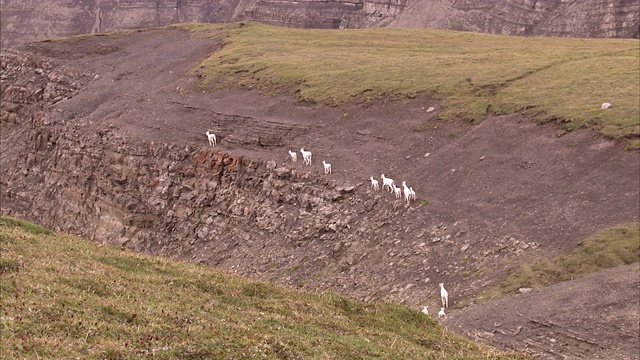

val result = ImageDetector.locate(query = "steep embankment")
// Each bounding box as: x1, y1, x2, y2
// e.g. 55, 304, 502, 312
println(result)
1, 217, 533, 359
1, 27, 638, 359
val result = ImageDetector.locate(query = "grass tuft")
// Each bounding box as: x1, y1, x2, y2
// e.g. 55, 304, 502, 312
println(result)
625, 138, 640, 151
0, 259, 21, 274
0, 216, 52, 235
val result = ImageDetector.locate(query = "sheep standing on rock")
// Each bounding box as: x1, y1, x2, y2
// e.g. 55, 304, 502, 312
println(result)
381, 174, 395, 192
440, 283, 449, 308
205, 130, 216, 147
370, 176, 379, 191
402, 181, 411, 204
288, 150, 297, 162
300, 148, 312, 166
322, 160, 332, 174
393, 184, 402, 199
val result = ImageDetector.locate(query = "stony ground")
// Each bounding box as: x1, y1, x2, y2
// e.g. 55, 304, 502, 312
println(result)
1, 27, 638, 359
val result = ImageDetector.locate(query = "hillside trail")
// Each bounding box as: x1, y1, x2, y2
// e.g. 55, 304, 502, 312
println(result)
4, 27, 639, 359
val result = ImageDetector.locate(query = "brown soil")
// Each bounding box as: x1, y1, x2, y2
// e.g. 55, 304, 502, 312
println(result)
447, 263, 640, 360
4, 27, 640, 359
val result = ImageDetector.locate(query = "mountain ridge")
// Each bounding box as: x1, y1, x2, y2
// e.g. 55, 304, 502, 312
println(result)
1, 0, 638, 48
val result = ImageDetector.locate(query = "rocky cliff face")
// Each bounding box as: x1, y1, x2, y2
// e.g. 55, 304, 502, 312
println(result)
387, 0, 640, 38
0, 0, 242, 48
0, 48, 477, 306
235, 0, 407, 29
1, 0, 637, 48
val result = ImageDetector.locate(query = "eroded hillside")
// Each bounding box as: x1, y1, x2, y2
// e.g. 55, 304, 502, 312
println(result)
1, 27, 638, 359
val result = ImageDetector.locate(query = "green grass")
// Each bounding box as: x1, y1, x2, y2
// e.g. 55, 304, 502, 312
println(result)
177, 22, 638, 140
0, 216, 530, 359
476, 222, 640, 303
0, 216, 52, 235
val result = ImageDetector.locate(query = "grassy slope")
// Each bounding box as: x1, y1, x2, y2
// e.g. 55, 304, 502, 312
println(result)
0, 217, 530, 359
472, 222, 640, 304
179, 22, 639, 144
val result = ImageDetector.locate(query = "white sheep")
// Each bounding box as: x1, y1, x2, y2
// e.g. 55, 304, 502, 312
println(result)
381, 174, 395, 192
300, 148, 312, 166
288, 150, 297, 162
401, 181, 411, 204
438, 307, 447, 319
322, 160, 332, 174
601, 102, 612, 110
440, 283, 449, 308
421, 306, 429, 315
370, 176, 379, 191
205, 130, 216, 147
393, 184, 402, 199
409, 187, 416, 201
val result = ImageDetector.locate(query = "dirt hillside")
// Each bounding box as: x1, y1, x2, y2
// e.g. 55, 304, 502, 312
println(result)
1, 27, 638, 359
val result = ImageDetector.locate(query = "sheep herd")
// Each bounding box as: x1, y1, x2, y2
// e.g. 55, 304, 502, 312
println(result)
204, 131, 416, 204
286, 148, 418, 205
206, 131, 447, 319
422, 283, 449, 319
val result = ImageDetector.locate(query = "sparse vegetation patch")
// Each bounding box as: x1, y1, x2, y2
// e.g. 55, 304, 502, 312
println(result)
478, 222, 640, 302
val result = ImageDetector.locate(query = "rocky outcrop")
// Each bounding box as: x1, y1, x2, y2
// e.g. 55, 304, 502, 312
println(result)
235, 0, 407, 29
0, 0, 242, 48
1, 0, 637, 48
387, 0, 640, 38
